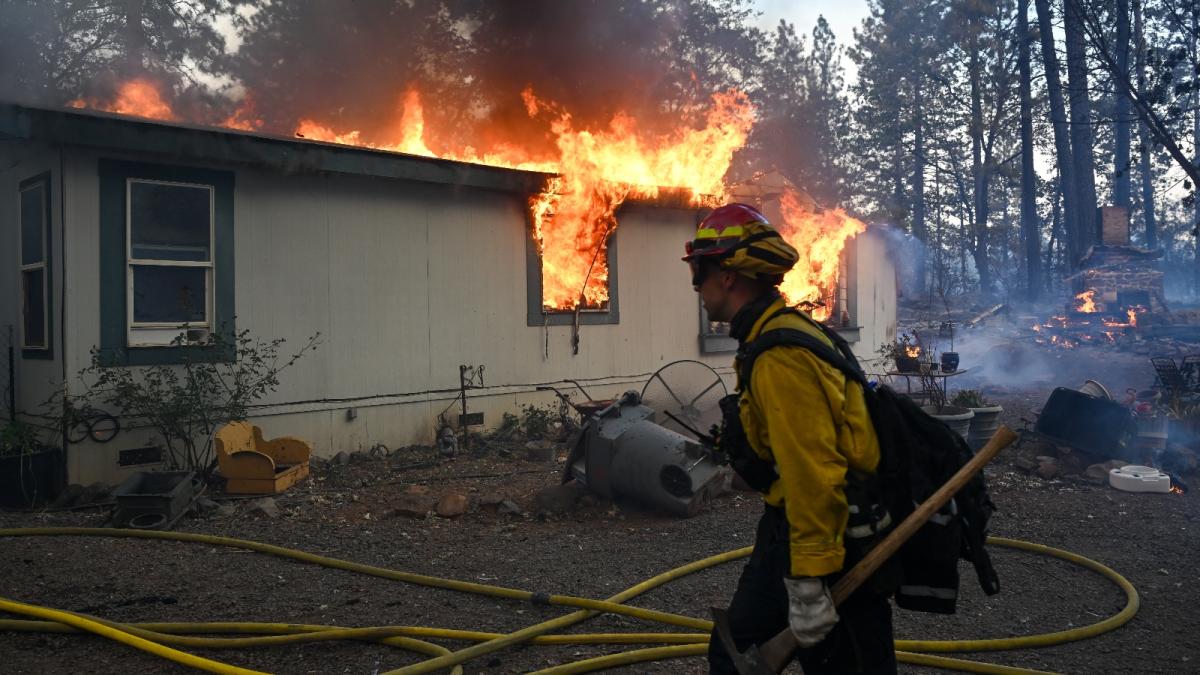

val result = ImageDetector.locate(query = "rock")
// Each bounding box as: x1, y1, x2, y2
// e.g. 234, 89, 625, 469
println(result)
404, 484, 432, 496
1036, 460, 1059, 480
1013, 456, 1039, 474
498, 499, 523, 515
333, 451, 351, 466
214, 502, 236, 518
308, 455, 328, 469
1035, 456, 1057, 464
349, 450, 369, 463
50, 483, 86, 508
533, 483, 583, 515
478, 490, 506, 508
248, 497, 280, 518
436, 493, 469, 518
368, 443, 390, 459
1084, 460, 1126, 484
390, 493, 435, 518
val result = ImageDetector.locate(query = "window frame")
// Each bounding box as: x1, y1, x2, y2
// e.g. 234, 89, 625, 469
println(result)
525, 221, 620, 327
125, 178, 216, 347
99, 160, 234, 366
18, 172, 53, 359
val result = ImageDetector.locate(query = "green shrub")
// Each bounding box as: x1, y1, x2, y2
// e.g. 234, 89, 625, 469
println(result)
950, 389, 989, 408
520, 403, 558, 439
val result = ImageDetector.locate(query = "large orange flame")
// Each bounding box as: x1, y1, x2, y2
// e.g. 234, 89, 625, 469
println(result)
295, 87, 754, 309
776, 190, 866, 321
68, 78, 177, 121
1074, 290, 1098, 313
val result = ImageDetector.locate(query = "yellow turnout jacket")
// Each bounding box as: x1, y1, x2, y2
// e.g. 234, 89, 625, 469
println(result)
736, 297, 881, 577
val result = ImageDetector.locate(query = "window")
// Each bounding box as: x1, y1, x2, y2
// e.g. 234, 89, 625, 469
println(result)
18, 173, 52, 358
525, 228, 620, 326
699, 304, 736, 354
99, 160, 234, 365
126, 179, 214, 346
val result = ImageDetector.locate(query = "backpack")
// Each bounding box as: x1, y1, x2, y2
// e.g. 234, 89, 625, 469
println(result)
736, 307, 1000, 614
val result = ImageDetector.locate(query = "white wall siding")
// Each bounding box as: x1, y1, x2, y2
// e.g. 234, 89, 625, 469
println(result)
0, 144, 64, 433
59, 151, 738, 483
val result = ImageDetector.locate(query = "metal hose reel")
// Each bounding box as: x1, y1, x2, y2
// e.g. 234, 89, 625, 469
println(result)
563, 363, 730, 517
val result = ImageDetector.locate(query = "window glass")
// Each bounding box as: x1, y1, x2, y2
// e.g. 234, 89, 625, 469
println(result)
131, 266, 207, 323
21, 269, 46, 347
20, 184, 45, 265
129, 181, 212, 261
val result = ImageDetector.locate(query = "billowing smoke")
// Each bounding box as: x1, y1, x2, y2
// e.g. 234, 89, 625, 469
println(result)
0, 1, 759, 163
872, 224, 928, 301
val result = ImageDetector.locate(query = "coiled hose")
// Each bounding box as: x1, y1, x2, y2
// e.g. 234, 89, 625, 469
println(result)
0, 528, 1137, 674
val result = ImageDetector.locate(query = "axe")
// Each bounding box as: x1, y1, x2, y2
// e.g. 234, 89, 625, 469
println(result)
712, 424, 1018, 674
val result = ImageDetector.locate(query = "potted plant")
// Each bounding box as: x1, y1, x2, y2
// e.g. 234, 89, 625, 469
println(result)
951, 389, 1004, 450
920, 403, 975, 439
878, 333, 921, 373
0, 420, 65, 508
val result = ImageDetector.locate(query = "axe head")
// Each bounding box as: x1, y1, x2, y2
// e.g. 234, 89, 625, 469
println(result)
710, 606, 776, 675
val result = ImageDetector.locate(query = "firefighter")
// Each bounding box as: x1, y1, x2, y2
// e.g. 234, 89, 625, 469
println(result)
684, 203, 896, 674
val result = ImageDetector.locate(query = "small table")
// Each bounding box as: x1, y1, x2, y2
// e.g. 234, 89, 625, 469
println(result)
885, 368, 969, 405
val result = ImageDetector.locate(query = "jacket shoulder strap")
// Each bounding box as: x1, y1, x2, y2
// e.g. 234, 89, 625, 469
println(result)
738, 325, 869, 391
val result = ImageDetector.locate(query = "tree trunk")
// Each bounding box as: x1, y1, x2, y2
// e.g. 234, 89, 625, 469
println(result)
1135, 0, 1157, 247
911, 76, 928, 294
1064, 0, 1099, 256
1035, 0, 1080, 266
1048, 173, 1064, 287
122, 0, 145, 77
1113, 0, 1132, 207
1019, 0, 1041, 300
969, 35, 993, 293
1193, 9, 1199, 295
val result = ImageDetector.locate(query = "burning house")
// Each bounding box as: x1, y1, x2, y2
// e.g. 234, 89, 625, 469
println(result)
0, 99, 896, 486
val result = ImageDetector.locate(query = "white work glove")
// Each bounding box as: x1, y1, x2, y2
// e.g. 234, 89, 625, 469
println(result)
783, 576, 839, 648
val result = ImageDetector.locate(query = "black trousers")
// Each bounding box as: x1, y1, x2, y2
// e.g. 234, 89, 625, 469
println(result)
708, 505, 897, 675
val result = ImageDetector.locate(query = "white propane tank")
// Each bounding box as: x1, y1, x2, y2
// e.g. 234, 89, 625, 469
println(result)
1108, 465, 1172, 493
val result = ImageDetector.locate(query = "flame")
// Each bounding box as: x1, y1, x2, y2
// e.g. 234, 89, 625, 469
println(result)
1074, 290, 1098, 313
68, 78, 176, 120
904, 345, 921, 358
70, 80, 760, 311
298, 87, 752, 309
223, 96, 264, 132
1170, 485, 1184, 495
775, 190, 866, 321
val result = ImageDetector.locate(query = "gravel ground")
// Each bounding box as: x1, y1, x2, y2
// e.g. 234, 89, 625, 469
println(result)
2, 346, 1198, 674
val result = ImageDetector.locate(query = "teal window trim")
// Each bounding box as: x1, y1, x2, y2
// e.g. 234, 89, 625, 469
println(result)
19, 172, 53, 360
525, 227, 619, 327
98, 159, 235, 365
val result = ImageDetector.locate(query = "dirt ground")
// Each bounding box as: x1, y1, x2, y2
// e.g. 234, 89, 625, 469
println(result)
2, 345, 1199, 674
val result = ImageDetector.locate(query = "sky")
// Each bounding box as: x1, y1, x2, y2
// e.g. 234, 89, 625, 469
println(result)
753, 0, 872, 84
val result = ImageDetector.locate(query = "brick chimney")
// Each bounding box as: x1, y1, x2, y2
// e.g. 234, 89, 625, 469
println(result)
1100, 206, 1130, 246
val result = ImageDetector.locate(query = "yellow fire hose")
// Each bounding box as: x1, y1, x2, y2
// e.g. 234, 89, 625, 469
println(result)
0, 528, 1138, 674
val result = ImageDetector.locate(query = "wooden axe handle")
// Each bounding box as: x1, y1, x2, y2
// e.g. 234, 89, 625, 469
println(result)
759, 424, 1018, 672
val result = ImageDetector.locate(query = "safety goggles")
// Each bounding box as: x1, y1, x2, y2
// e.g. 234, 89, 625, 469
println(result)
682, 236, 737, 260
